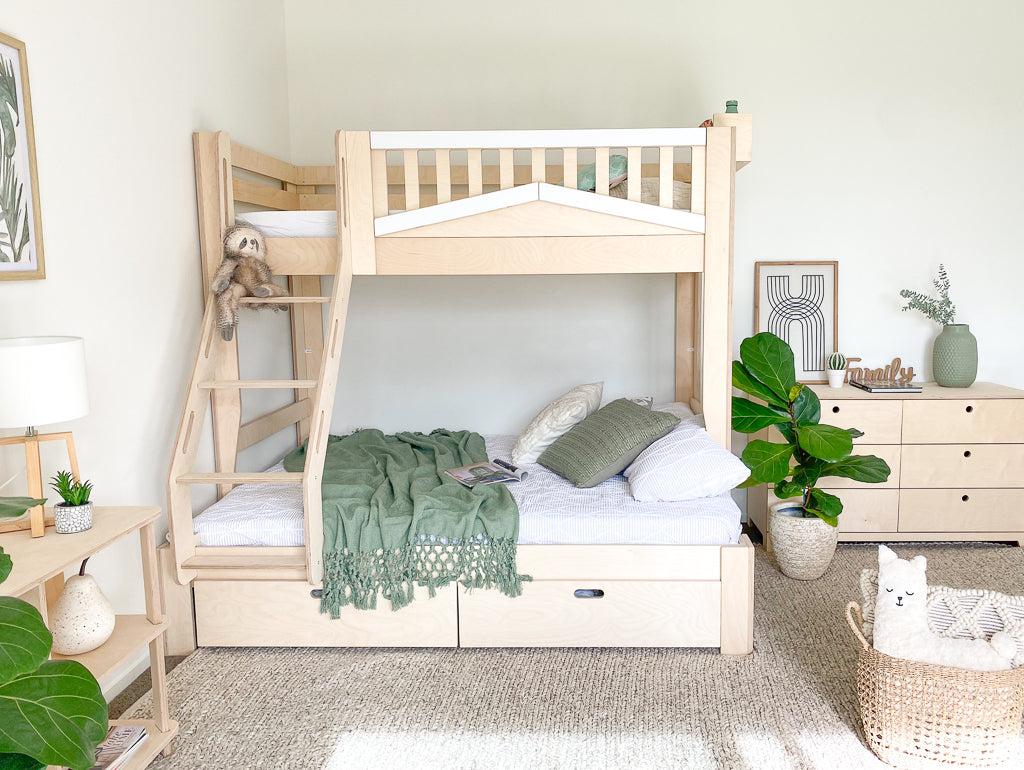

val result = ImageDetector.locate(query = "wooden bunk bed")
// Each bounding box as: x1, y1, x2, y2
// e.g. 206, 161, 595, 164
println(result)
162, 111, 755, 654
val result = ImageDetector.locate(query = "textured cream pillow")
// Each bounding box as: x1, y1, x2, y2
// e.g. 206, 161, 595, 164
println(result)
511, 383, 603, 464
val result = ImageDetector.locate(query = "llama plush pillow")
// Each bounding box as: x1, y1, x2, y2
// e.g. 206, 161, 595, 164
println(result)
872, 545, 1016, 672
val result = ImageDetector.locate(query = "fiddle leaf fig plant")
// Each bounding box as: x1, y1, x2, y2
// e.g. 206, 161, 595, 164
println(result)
732, 332, 892, 526
0, 499, 107, 770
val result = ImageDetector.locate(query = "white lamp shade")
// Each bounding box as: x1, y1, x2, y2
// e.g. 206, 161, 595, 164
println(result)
0, 336, 89, 429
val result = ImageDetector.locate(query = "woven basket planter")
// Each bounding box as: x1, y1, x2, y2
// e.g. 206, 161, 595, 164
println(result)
846, 602, 1024, 769
768, 502, 838, 580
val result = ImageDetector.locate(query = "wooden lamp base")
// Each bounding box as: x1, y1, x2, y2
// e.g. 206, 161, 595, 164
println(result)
0, 430, 80, 537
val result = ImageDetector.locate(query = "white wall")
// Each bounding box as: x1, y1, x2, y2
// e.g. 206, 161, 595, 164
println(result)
0, 2, 291, 684
284, 0, 1024, 446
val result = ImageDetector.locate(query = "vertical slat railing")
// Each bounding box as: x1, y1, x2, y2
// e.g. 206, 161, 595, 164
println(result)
563, 148, 577, 193
627, 147, 642, 202
691, 146, 706, 215
436, 149, 451, 204
499, 149, 513, 189
531, 148, 545, 183
595, 148, 610, 195
370, 150, 388, 218
403, 149, 420, 211
659, 146, 673, 208
468, 149, 483, 197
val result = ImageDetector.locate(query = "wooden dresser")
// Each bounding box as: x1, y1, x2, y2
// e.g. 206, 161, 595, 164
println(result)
746, 382, 1024, 545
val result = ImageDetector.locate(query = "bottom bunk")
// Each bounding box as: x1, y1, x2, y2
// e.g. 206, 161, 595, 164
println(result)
164, 415, 755, 654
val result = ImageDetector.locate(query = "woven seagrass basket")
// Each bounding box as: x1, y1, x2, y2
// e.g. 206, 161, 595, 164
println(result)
846, 602, 1024, 769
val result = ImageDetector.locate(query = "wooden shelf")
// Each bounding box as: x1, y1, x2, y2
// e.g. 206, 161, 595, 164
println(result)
51, 615, 169, 682
110, 718, 180, 769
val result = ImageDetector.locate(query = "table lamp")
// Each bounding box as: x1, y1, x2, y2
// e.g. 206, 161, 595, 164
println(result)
0, 336, 89, 537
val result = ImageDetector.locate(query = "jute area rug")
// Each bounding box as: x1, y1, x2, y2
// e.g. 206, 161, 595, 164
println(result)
127, 542, 1024, 769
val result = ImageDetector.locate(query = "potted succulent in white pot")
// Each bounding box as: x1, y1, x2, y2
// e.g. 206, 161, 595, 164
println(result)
733, 332, 892, 579
50, 471, 94, 534
825, 352, 847, 388
899, 263, 977, 387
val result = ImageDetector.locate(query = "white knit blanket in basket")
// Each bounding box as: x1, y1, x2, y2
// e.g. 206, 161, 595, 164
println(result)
860, 568, 1024, 667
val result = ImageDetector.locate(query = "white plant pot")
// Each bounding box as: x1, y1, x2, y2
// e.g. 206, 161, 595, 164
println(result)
49, 573, 116, 655
768, 501, 839, 580
54, 501, 93, 534
826, 369, 846, 388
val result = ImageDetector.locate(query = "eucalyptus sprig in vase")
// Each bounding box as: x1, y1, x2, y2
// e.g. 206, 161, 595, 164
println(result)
899, 263, 977, 387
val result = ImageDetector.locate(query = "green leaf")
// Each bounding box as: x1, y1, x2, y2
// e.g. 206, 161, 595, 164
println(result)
740, 440, 794, 484
0, 660, 107, 770
846, 427, 865, 439
732, 361, 787, 408
819, 455, 892, 485
788, 383, 805, 402
0, 547, 10, 585
797, 424, 853, 462
0, 498, 45, 520
732, 398, 790, 433
773, 420, 796, 444
739, 333, 797, 403
0, 753, 46, 770
792, 387, 821, 427
806, 488, 843, 526
793, 458, 826, 490
0, 598, 51, 684
774, 480, 804, 500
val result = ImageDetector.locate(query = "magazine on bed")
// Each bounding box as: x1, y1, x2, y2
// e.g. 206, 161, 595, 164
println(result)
445, 458, 528, 488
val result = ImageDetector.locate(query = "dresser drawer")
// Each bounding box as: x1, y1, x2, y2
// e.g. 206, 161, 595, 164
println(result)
900, 445, 1024, 488
769, 488, 899, 532
819, 399, 902, 444
458, 579, 721, 647
899, 489, 1024, 533
902, 399, 1024, 444
819, 445, 900, 489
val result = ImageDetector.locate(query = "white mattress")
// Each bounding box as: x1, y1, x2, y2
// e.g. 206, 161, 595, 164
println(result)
236, 210, 337, 238
191, 434, 741, 547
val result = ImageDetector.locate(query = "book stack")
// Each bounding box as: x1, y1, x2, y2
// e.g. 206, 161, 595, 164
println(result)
88, 725, 147, 770
849, 379, 922, 394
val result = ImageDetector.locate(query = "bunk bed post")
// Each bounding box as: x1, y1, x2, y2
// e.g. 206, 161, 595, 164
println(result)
301, 130, 373, 584
674, 272, 696, 405
700, 127, 737, 450
193, 132, 242, 498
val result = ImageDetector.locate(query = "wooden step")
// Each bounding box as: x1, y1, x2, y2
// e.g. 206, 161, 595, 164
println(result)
239, 296, 331, 304
184, 553, 306, 570
198, 379, 317, 389
175, 472, 303, 485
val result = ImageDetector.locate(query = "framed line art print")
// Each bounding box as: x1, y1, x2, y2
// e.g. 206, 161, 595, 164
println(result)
0, 31, 44, 281
754, 261, 838, 383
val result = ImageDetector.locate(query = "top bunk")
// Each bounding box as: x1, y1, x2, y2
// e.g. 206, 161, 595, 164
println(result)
193, 110, 752, 283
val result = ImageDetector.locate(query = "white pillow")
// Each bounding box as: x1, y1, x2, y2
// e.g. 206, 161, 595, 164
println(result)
652, 401, 697, 421
512, 383, 603, 464
624, 419, 749, 501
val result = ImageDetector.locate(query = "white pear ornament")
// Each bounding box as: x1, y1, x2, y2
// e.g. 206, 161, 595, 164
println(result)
50, 558, 116, 655
872, 545, 1016, 672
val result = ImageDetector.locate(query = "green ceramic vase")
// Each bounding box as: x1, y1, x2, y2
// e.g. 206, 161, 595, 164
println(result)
932, 324, 977, 387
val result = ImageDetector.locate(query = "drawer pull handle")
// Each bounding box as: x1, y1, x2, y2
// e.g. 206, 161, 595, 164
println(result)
832, 406, 840, 414
574, 589, 605, 599
964, 450, 972, 458
965, 405, 974, 413
311, 589, 323, 599
962, 494, 970, 502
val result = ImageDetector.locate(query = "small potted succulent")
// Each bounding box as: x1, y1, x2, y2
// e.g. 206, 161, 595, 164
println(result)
825, 352, 848, 388
50, 470, 94, 534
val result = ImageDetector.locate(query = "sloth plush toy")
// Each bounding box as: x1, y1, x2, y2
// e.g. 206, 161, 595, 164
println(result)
211, 224, 289, 341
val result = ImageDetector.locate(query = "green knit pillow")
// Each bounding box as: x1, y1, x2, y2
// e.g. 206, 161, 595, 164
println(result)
538, 398, 680, 488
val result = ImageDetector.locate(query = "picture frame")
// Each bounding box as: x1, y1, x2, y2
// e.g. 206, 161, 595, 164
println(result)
754, 261, 838, 383
0, 31, 44, 281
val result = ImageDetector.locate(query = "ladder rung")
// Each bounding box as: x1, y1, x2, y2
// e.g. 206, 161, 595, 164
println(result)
239, 296, 331, 304
176, 472, 304, 485
199, 380, 317, 389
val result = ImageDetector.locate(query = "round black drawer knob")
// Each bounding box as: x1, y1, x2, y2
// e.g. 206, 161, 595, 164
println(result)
832, 406, 840, 414
962, 495, 970, 502
965, 405, 974, 413
963, 450, 972, 458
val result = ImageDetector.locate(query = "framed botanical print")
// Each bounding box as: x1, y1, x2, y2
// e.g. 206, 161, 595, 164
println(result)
0, 31, 44, 280
754, 261, 838, 383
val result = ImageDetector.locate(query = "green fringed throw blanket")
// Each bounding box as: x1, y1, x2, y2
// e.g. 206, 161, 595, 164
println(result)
283, 429, 529, 615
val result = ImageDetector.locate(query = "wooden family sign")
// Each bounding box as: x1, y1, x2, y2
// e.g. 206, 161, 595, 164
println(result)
843, 356, 916, 383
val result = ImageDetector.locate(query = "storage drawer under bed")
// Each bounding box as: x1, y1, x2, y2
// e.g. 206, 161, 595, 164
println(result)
194, 579, 458, 647
458, 579, 722, 648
